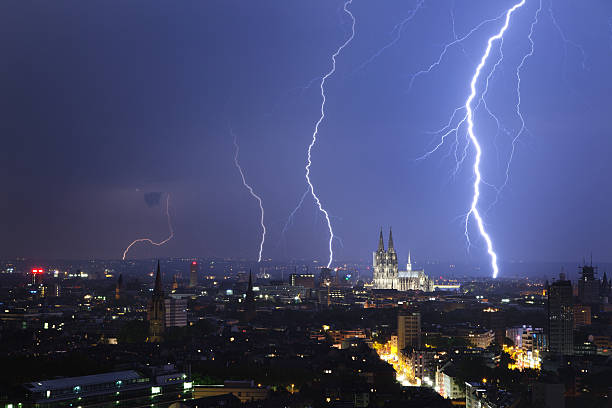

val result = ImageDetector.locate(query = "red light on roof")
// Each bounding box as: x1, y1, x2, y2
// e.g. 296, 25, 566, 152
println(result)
31, 268, 44, 275
192, 261, 197, 265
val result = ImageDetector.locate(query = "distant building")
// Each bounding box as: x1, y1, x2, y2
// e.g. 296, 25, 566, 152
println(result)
19, 365, 191, 407
398, 310, 421, 351
193, 380, 268, 403
521, 327, 547, 353
165, 298, 187, 327
115, 274, 122, 300
466, 383, 519, 408
189, 261, 198, 288
53, 282, 61, 298
573, 304, 591, 327
290, 273, 315, 288
548, 273, 574, 354
435, 362, 465, 399
148, 261, 166, 342
373, 229, 433, 291
465, 329, 494, 349
31, 267, 44, 286
577, 263, 599, 304
243, 271, 255, 322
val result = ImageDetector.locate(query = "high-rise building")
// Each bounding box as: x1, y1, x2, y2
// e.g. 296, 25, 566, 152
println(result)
189, 261, 198, 288
31, 268, 44, 286
147, 261, 165, 342
577, 263, 599, 304
398, 310, 421, 351
115, 274, 122, 300
548, 273, 573, 355
165, 298, 187, 327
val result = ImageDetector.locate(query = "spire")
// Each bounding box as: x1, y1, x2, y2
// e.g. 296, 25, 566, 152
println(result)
247, 270, 253, 292
378, 228, 384, 252
388, 227, 394, 251
407, 251, 412, 271
154, 260, 163, 295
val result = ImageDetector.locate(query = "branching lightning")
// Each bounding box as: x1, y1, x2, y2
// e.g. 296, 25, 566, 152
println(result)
303, 0, 356, 268
122, 193, 174, 260
499, 0, 542, 196
415, 0, 532, 279
548, 1, 587, 70
408, 9, 507, 91
352, 0, 425, 73
278, 188, 309, 247
460, 0, 527, 279
232, 131, 266, 263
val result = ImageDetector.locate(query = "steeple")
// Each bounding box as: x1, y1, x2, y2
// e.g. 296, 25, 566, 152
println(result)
148, 260, 166, 342
244, 270, 255, 322
388, 227, 395, 252
154, 260, 163, 296
247, 270, 253, 293
407, 251, 412, 271
378, 228, 384, 252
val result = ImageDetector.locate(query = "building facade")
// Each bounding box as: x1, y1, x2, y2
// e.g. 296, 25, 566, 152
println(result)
548, 273, 574, 354
189, 261, 198, 288
372, 229, 433, 291
165, 298, 188, 327
398, 310, 421, 351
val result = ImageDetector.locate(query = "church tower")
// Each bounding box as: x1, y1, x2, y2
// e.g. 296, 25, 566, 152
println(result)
373, 228, 399, 289
148, 261, 166, 342
243, 270, 255, 322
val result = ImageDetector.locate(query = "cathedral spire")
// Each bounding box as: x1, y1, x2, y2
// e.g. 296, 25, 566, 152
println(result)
388, 227, 394, 251
407, 251, 412, 271
154, 260, 163, 296
378, 228, 384, 252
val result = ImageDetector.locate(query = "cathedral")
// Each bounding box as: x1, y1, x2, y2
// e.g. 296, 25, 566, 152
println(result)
373, 228, 433, 292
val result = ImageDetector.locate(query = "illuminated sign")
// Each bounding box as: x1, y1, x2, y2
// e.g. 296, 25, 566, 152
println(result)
32, 268, 44, 275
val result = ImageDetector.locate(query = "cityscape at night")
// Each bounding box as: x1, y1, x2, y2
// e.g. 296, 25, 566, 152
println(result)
1, 1, 612, 407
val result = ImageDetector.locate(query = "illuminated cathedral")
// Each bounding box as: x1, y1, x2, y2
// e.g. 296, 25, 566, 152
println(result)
373, 228, 433, 291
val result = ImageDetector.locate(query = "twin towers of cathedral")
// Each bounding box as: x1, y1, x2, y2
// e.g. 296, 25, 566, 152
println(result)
373, 228, 419, 290
373, 228, 400, 289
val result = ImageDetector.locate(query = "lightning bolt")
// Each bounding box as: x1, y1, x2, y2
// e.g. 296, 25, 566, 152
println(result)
232, 131, 266, 263
303, 0, 356, 268
461, 0, 528, 279
417, 1, 530, 279
122, 193, 174, 260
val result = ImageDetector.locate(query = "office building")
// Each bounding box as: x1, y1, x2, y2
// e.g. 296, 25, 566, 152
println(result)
548, 273, 574, 354
189, 261, 198, 288
290, 273, 315, 288
398, 310, 421, 351
165, 298, 187, 327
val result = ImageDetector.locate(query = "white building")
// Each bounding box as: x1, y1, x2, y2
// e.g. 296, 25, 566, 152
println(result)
373, 229, 433, 292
